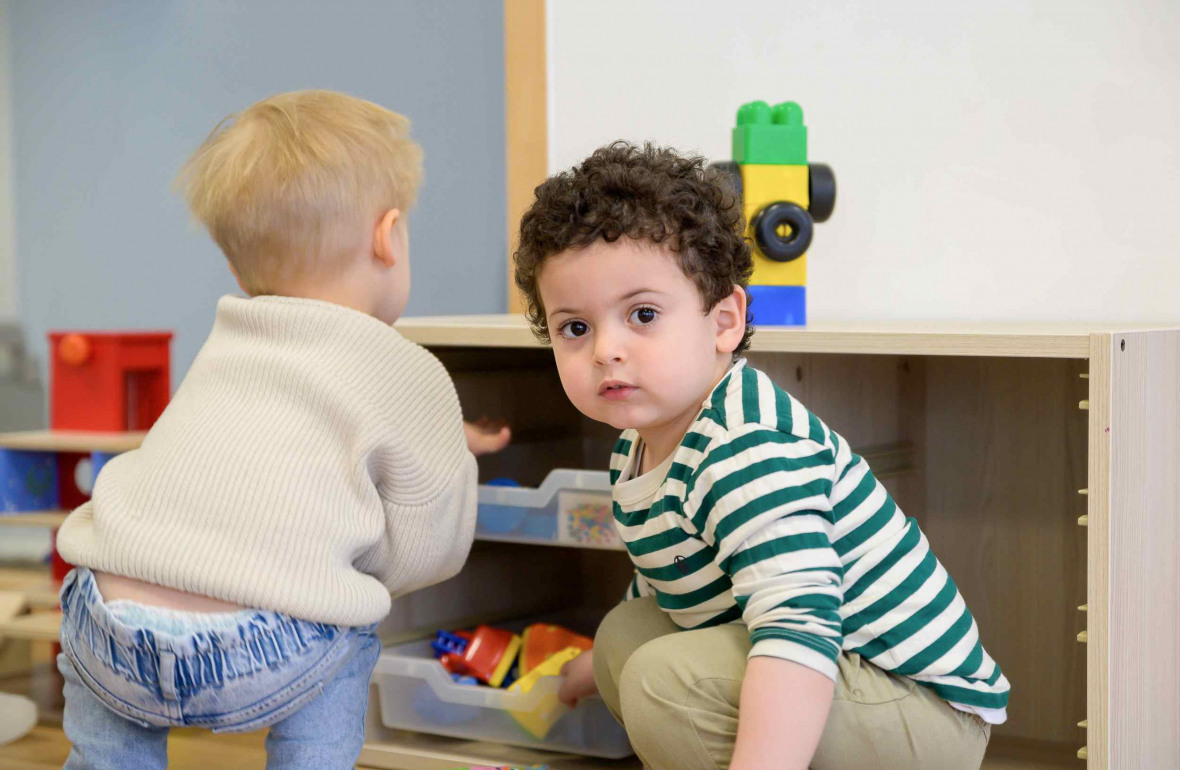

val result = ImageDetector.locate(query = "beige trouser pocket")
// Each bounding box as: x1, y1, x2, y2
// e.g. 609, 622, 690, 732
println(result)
594, 597, 990, 770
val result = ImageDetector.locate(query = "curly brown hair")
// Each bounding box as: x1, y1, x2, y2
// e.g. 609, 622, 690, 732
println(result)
514, 141, 755, 354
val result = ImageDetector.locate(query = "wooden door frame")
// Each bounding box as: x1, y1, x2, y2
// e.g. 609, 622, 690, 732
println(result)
504, 0, 547, 314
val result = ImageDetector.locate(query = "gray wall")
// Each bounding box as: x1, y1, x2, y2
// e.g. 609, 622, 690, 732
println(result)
0, 2, 15, 323
9, 0, 506, 413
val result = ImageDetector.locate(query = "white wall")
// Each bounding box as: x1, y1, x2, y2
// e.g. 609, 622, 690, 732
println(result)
548, 0, 1180, 323
0, 0, 16, 322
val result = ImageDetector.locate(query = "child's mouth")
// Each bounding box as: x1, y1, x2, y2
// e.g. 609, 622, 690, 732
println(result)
599, 382, 636, 401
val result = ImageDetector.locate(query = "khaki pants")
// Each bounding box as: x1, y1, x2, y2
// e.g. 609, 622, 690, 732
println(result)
594, 597, 990, 770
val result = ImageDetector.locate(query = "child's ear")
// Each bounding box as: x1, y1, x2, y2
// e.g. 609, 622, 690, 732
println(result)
713, 285, 748, 355
373, 208, 402, 268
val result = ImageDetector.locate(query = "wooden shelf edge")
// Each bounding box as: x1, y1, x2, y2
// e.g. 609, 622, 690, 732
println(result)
0, 610, 62, 642
396, 317, 1100, 359
0, 430, 145, 453
0, 511, 70, 527
0, 569, 61, 609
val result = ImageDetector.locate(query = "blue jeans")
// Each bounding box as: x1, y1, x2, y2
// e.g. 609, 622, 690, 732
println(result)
58, 568, 382, 769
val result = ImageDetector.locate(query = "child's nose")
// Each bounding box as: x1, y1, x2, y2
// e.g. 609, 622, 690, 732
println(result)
593, 330, 625, 365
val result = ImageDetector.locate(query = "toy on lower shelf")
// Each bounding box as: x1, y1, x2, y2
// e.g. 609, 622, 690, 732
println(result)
436, 625, 522, 688
432, 623, 593, 690
507, 646, 583, 739
376, 630, 632, 758
432, 629, 473, 658
519, 623, 593, 676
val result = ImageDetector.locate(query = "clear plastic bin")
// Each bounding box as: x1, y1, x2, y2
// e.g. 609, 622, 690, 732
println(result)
477, 469, 622, 550
373, 638, 633, 759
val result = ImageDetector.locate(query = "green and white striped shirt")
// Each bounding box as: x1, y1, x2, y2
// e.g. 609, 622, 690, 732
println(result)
610, 359, 1009, 721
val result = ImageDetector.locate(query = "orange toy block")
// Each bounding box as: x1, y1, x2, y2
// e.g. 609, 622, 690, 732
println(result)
520, 624, 593, 676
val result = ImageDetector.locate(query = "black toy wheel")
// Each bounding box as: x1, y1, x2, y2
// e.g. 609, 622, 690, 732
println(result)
752, 202, 813, 262
808, 163, 836, 223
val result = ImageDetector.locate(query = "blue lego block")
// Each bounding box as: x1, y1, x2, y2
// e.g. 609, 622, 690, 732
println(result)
90, 451, 118, 487
0, 449, 60, 512
431, 630, 470, 659
747, 284, 807, 326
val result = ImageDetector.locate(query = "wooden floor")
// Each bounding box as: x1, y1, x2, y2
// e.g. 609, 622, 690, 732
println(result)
0, 639, 1079, 770
0, 724, 1083, 770
0, 725, 268, 769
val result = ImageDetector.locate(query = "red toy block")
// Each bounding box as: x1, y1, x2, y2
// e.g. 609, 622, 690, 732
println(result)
462, 625, 522, 687
48, 331, 173, 431
439, 653, 469, 677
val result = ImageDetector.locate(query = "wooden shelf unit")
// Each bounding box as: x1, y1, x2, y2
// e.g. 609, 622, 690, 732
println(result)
0, 430, 146, 646
361, 316, 1180, 770
0, 432, 146, 533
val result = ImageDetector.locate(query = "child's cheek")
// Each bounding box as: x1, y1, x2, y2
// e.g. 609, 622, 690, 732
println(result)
554, 359, 588, 412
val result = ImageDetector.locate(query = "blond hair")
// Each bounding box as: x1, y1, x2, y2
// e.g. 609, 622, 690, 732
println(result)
177, 90, 423, 294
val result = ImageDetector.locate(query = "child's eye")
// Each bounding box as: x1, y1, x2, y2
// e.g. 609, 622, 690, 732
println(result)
629, 307, 658, 325
558, 320, 590, 339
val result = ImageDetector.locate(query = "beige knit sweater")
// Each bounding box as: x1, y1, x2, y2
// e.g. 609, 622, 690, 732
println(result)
57, 295, 478, 626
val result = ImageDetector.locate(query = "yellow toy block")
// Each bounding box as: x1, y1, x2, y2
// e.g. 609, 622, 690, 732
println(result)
507, 646, 583, 739
740, 164, 809, 287
487, 634, 522, 688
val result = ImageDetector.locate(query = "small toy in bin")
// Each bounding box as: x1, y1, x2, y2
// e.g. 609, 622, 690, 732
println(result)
507, 646, 584, 739
430, 622, 590, 694
519, 623, 593, 676
460, 625, 522, 688
432, 629, 474, 678
432, 629, 472, 658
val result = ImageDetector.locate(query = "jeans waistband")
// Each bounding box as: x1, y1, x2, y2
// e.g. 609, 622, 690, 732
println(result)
60, 568, 351, 692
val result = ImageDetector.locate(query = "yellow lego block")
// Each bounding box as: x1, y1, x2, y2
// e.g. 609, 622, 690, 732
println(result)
487, 634, 522, 688
507, 646, 583, 739
740, 164, 809, 287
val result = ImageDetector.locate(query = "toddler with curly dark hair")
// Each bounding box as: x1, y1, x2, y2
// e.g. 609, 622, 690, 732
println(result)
513, 142, 1006, 770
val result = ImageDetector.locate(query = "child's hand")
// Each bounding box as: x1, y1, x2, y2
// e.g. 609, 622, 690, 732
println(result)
557, 649, 597, 707
463, 417, 511, 456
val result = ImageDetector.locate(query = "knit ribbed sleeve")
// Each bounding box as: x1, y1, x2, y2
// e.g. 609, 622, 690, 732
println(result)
57, 295, 478, 626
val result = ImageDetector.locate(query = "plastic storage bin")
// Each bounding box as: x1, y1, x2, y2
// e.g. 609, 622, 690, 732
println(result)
477, 469, 621, 550
374, 638, 633, 759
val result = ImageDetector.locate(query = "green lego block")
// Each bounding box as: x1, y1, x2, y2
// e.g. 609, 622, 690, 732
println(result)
733, 101, 807, 165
